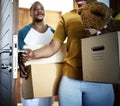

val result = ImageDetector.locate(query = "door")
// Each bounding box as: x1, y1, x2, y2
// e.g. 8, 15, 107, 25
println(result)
0, 0, 18, 106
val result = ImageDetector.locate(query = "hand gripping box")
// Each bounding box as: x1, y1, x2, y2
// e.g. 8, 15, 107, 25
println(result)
22, 44, 66, 99
81, 31, 120, 83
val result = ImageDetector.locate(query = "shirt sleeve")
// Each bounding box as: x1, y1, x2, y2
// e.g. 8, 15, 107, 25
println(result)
18, 25, 31, 49
52, 16, 67, 43
18, 30, 25, 50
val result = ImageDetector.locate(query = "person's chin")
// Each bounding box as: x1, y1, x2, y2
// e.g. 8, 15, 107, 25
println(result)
35, 18, 43, 22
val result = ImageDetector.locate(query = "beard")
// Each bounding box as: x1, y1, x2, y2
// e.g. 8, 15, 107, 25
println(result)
34, 18, 44, 22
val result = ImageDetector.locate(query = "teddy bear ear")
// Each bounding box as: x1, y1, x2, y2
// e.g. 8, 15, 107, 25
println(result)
90, 2, 111, 19
86, 0, 97, 3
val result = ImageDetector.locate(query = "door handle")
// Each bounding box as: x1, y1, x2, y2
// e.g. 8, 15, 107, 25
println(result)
0, 47, 12, 55
1, 63, 12, 72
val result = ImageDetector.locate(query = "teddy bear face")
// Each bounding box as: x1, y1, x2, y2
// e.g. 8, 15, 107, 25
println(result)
80, 1, 111, 33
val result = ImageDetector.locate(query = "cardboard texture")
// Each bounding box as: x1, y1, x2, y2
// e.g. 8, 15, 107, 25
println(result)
22, 63, 64, 99
81, 31, 120, 83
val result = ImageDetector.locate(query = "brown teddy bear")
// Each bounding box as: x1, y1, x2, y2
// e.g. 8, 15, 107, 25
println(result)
79, 1, 112, 36
102, 11, 120, 33
102, 20, 120, 33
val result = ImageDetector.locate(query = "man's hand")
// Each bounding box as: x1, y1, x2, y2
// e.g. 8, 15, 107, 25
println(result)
23, 49, 34, 61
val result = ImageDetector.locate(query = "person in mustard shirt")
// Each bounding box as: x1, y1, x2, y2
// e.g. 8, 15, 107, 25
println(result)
23, 0, 114, 106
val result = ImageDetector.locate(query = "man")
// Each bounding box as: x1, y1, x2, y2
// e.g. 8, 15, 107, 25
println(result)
24, 0, 114, 106
18, 1, 55, 106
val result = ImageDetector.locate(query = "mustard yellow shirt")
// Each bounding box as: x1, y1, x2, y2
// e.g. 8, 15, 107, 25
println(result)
53, 9, 86, 80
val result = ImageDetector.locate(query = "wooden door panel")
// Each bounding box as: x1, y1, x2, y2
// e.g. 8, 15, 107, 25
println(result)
0, 0, 18, 106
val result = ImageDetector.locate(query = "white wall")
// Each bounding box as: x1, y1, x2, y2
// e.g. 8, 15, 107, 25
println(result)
19, 0, 110, 14
97, 0, 109, 7
19, 0, 73, 14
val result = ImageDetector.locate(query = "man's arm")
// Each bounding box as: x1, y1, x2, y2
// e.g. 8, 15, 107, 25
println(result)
28, 40, 62, 59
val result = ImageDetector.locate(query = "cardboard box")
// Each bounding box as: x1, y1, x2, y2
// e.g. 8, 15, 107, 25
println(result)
22, 63, 64, 99
81, 31, 120, 83
22, 44, 66, 99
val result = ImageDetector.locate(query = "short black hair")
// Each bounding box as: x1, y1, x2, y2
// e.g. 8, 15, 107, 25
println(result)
30, 1, 44, 12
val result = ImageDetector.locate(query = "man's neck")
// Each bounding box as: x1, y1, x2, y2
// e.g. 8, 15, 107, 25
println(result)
32, 21, 47, 33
